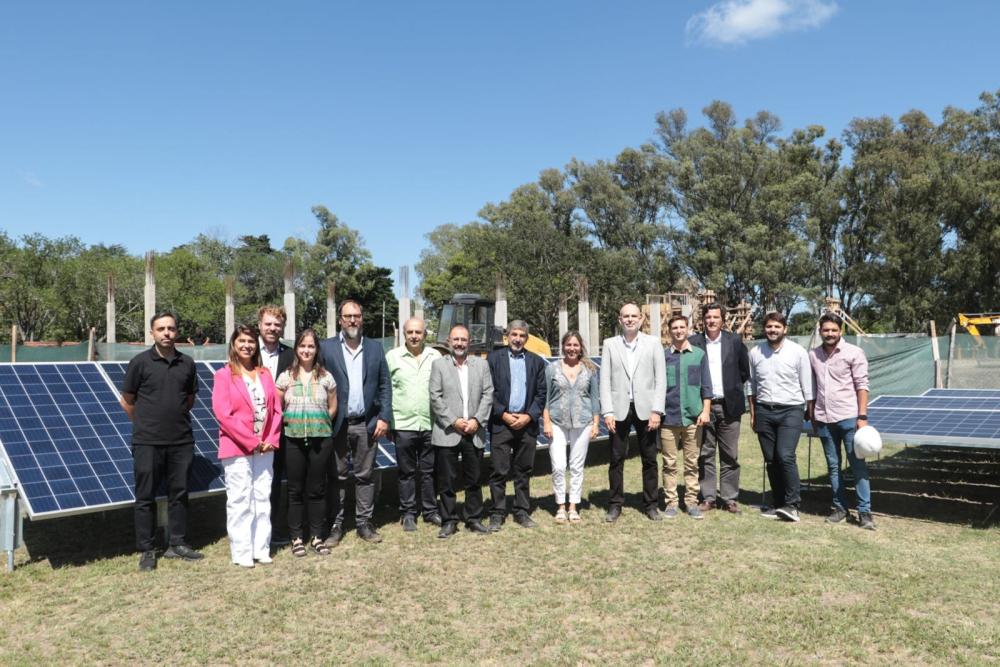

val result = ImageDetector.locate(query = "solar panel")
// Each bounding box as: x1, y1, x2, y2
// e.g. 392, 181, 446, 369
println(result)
0, 363, 134, 518
922, 388, 1000, 399
870, 395, 1000, 412
867, 405, 1000, 448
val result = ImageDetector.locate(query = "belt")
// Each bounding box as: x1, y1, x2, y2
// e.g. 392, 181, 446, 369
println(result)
755, 402, 803, 410
346, 416, 367, 425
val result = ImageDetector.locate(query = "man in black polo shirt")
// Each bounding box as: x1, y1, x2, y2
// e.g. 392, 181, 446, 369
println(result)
121, 311, 204, 571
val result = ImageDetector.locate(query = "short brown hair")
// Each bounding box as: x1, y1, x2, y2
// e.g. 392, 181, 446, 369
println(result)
257, 305, 286, 323
701, 302, 726, 319
667, 315, 689, 328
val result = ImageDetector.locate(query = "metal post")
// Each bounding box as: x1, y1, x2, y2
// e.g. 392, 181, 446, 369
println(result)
930, 320, 942, 388
946, 320, 957, 388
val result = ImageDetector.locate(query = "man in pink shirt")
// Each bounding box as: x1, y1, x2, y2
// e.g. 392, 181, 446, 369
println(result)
808, 313, 875, 530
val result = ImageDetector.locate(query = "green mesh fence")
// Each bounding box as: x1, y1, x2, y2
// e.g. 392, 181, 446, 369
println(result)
748, 334, 936, 398
942, 333, 1000, 389
0, 344, 90, 362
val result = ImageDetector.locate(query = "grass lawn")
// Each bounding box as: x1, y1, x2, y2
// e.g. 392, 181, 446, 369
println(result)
1, 428, 998, 665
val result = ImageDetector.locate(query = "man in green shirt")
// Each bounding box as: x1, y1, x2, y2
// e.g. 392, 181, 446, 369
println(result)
386, 317, 443, 531
660, 315, 712, 519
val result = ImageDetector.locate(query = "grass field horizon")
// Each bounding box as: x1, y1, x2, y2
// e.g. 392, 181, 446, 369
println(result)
1, 430, 997, 665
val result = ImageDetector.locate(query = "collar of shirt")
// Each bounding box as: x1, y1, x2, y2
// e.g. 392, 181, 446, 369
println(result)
705, 332, 723, 345
508, 349, 525, 359
669, 340, 693, 354
339, 332, 364, 358
450, 355, 468, 367
621, 335, 639, 350
259, 338, 281, 357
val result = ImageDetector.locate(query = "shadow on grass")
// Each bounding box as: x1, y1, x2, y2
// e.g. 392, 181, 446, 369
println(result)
797, 438, 1000, 529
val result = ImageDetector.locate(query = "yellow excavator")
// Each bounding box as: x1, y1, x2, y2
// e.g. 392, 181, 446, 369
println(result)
434, 293, 552, 357
958, 312, 1000, 337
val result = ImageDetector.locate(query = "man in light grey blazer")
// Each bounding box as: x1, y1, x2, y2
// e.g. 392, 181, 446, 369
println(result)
600, 302, 667, 522
429, 324, 494, 538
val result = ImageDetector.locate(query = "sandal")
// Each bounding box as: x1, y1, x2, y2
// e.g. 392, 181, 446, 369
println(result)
291, 538, 307, 558
568, 509, 581, 523
311, 537, 331, 556
555, 507, 568, 524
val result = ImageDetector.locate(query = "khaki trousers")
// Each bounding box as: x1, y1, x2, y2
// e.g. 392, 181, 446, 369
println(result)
660, 424, 701, 508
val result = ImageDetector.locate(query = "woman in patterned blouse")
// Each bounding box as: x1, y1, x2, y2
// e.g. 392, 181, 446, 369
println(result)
275, 329, 338, 557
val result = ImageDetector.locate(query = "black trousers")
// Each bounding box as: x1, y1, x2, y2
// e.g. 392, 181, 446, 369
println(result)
284, 435, 334, 540
698, 403, 743, 504
607, 403, 659, 511
755, 403, 804, 509
394, 430, 437, 518
435, 440, 484, 524
269, 441, 287, 537
132, 443, 193, 551
488, 425, 537, 518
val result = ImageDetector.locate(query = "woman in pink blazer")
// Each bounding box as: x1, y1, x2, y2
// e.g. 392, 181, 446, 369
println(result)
212, 324, 282, 568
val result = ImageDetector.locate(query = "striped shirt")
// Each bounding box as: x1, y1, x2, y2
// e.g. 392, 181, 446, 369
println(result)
275, 369, 336, 438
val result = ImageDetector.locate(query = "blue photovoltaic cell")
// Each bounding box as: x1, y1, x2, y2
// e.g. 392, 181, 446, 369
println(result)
870, 395, 1000, 412
922, 388, 1000, 399
867, 406, 1000, 444
0, 363, 134, 517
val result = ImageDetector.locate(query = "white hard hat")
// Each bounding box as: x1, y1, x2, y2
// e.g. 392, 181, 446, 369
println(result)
853, 425, 883, 459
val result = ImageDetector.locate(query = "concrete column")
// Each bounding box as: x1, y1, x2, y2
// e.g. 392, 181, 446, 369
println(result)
590, 305, 600, 355
398, 266, 411, 346
494, 274, 507, 330
648, 294, 662, 345
105, 274, 116, 344
283, 259, 296, 341
576, 276, 590, 351
224, 277, 235, 340
143, 252, 155, 345
326, 281, 337, 338
558, 297, 569, 351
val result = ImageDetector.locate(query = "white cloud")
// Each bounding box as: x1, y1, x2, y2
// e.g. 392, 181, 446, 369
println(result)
686, 0, 838, 47
22, 172, 43, 188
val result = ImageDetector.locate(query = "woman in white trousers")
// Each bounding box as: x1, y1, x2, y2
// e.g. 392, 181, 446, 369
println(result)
543, 331, 600, 523
212, 324, 283, 567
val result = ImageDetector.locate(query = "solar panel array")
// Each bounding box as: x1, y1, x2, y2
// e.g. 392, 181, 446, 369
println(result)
0, 355, 615, 519
868, 389, 1000, 448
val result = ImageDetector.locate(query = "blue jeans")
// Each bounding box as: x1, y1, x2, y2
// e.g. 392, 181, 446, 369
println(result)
816, 419, 871, 513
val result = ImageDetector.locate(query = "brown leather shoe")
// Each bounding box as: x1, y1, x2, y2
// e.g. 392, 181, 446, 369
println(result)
724, 501, 741, 514
697, 501, 715, 512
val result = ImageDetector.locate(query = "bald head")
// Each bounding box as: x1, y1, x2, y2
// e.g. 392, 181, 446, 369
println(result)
402, 317, 427, 354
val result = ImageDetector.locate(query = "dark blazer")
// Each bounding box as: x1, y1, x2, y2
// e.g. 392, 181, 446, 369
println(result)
486, 347, 547, 436
276, 344, 294, 379
320, 335, 392, 435
688, 330, 751, 419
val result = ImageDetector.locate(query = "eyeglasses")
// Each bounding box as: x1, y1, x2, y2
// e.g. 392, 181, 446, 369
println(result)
341, 314, 362, 321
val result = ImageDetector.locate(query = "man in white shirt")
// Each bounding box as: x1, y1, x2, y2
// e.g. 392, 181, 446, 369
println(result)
748, 311, 813, 522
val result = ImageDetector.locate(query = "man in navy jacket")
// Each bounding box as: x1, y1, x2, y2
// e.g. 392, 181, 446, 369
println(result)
688, 303, 751, 513
320, 299, 392, 545
486, 320, 547, 531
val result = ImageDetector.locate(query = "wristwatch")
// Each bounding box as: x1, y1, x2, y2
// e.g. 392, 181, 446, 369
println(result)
857, 414, 868, 420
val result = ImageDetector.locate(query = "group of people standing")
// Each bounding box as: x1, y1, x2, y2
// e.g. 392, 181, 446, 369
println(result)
119, 299, 875, 572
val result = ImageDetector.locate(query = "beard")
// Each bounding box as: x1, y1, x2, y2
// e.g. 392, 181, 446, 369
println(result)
343, 324, 361, 340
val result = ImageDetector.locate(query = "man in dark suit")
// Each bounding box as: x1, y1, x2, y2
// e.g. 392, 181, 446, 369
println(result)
258, 305, 294, 544
319, 299, 392, 545
486, 320, 547, 531
688, 302, 751, 513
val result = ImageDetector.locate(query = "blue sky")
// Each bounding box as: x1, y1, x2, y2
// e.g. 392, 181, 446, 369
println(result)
2, 1, 998, 297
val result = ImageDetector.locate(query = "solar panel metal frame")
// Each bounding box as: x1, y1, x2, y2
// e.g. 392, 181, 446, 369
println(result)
921, 388, 1000, 399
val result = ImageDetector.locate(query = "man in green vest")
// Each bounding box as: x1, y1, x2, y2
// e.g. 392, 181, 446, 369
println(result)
659, 315, 712, 519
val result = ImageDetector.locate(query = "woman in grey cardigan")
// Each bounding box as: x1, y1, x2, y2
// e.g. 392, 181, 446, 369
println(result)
542, 331, 601, 523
